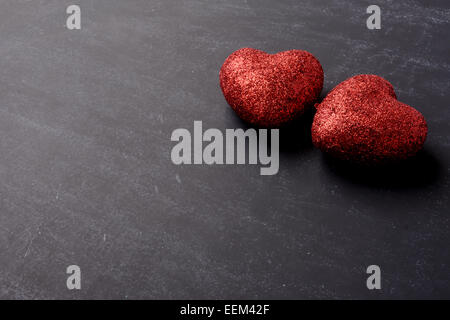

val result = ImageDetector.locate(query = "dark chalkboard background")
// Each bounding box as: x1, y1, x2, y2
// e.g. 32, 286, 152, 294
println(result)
0, 0, 448, 299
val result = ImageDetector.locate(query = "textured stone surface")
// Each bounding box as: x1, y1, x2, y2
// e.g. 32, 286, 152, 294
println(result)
0, 0, 448, 299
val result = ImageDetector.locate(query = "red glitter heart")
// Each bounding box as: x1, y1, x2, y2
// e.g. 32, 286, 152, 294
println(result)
220, 48, 324, 127
312, 74, 428, 164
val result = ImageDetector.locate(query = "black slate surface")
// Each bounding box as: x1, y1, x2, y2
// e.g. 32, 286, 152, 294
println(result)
0, 0, 448, 299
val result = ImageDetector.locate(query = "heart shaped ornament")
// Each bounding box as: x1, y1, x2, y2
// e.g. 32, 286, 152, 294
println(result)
220, 48, 323, 127
312, 74, 427, 164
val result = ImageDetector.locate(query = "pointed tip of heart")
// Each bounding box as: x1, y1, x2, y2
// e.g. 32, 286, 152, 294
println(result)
312, 74, 427, 164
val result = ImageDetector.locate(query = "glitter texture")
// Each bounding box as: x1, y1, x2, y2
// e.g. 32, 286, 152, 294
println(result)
311, 74, 428, 164
220, 48, 323, 127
